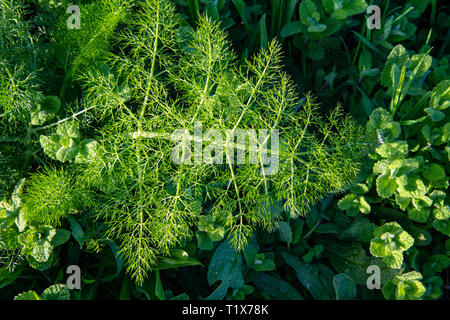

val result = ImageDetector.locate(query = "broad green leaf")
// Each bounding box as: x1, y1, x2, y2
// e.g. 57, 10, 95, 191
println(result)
340, 217, 376, 242
425, 108, 446, 122
39, 135, 62, 160
41, 284, 70, 300
349, 183, 369, 195
155, 249, 202, 270
408, 208, 430, 223
56, 146, 81, 162
243, 236, 259, 267
198, 215, 225, 242
326, 241, 399, 285
197, 231, 213, 250
381, 45, 409, 87
429, 80, 450, 112
433, 203, 450, 220
433, 219, 450, 235
409, 53, 432, 79
370, 222, 414, 269
280, 21, 305, 37
154, 270, 165, 300
207, 240, 244, 299
252, 273, 303, 300
102, 240, 124, 282
67, 216, 85, 247
291, 218, 304, 244
375, 141, 408, 159
422, 163, 446, 181
51, 229, 71, 247
40, 121, 98, 163
31, 240, 53, 263
366, 108, 401, 142
15, 210, 27, 232
315, 223, 340, 233
384, 271, 426, 300
75, 139, 99, 164
338, 193, 370, 215
307, 22, 327, 33
331, 0, 367, 20
278, 221, 292, 244
381, 250, 404, 269
242, 237, 275, 271
408, 226, 432, 247
40, 96, 61, 114
338, 194, 357, 210
57, 121, 80, 138
299, 0, 319, 26
253, 254, 276, 272
14, 290, 41, 300
333, 273, 356, 300
305, 41, 325, 60
358, 196, 371, 214
282, 252, 333, 299
376, 173, 398, 198
424, 276, 443, 299
423, 254, 450, 277
321, 0, 334, 13
396, 174, 427, 199
11, 178, 25, 208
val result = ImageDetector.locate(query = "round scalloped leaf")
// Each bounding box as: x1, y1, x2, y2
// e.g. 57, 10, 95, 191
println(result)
14, 290, 41, 300
75, 139, 99, 164
40, 96, 61, 115
366, 108, 401, 142
381, 45, 409, 87
422, 163, 446, 181
41, 284, 70, 300
376, 173, 398, 198
31, 240, 53, 263
375, 141, 408, 159
433, 204, 450, 220
333, 273, 357, 300
56, 145, 81, 162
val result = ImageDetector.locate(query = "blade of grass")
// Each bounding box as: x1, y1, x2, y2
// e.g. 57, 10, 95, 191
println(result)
187, 0, 200, 24
351, 31, 385, 57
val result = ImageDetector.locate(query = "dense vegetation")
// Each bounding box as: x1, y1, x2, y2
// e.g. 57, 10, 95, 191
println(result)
0, 0, 448, 300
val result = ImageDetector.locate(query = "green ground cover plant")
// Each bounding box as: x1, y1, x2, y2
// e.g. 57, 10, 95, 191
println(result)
0, 0, 448, 300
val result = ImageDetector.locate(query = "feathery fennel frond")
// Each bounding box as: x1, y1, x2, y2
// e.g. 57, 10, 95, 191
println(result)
78, 0, 194, 284
25, 3, 366, 283
0, 0, 43, 128
75, 9, 367, 283
0, 0, 34, 66
53, 0, 128, 99
0, 65, 41, 128
22, 168, 92, 226
171, 14, 234, 122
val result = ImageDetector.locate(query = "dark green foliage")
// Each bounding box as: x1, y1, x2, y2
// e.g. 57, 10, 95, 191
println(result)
0, 0, 448, 301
